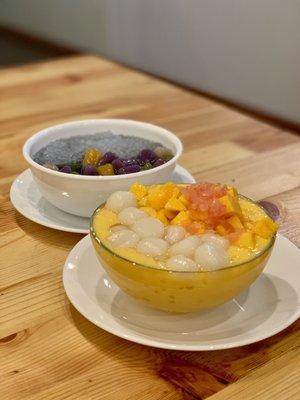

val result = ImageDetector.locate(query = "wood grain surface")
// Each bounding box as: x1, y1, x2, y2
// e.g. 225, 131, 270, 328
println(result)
0, 55, 299, 400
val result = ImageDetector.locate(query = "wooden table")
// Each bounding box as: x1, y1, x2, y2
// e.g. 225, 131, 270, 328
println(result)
0, 55, 299, 400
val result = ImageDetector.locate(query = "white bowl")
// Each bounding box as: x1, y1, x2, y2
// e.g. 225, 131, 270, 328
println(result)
23, 119, 183, 217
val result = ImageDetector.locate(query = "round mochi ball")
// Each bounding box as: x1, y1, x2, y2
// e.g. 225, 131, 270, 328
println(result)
164, 225, 186, 244
106, 191, 136, 213
169, 235, 202, 258
107, 229, 139, 248
137, 238, 169, 258
110, 224, 128, 233
132, 217, 164, 239
194, 242, 229, 271
199, 233, 229, 250
166, 255, 198, 272
118, 207, 147, 226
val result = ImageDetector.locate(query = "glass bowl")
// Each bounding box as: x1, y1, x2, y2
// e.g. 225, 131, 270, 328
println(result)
90, 199, 276, 313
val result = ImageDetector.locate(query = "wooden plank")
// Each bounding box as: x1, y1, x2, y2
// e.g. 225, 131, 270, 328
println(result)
208, 349, 300, 400
0, 271, 66, 339
267, 188, 300, 246
193, 144, 300, 200
0, 55, 108, 88
0, 312, 181, 400
179, 141, 254, 174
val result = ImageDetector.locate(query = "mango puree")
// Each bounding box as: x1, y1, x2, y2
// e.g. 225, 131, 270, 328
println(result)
90, 196, 276, 313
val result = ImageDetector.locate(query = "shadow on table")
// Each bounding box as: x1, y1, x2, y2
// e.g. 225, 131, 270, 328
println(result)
14, 209, 83, 249
66, 274, 299, 399
68, 304, 156, 367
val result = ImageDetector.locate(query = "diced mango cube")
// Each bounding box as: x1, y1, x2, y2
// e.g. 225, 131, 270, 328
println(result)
165, 197, 186, 212
239, 198, 266, 221
178, 194, 190, 207
147, 184, 175, 210
255, 235, 269, 249
263, 217, 278, 231
160, 182, 180, 196
170, 211, 192, 226
245, 221, 254, 230
140, 207, 157, 218
164, 209, 178, 220
228, 215, 244, 231
197, 224, 206, 234
150, 182, 179, 198
233, 231, 256, 249
170, 185, 181, 198
131, 182, 148, 200
228, 246, 251, 263
157, 209, 169, 225
189, 209, 208, 221
227, 186, 238, 197
252, 218, 278, 239
219, 195, 242, 217
216, 224, 231, 236
138, 197, 148, 207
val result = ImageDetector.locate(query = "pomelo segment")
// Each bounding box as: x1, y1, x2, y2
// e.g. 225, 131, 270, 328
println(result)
181, 183, 228, 228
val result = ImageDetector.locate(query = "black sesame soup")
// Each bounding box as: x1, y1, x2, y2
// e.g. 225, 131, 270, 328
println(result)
33, 132, 174, 175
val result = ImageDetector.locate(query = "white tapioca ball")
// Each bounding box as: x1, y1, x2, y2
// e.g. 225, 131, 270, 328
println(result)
106, 191, 136, 213
118, 207, 147, 226
200, 233, 229, 249
110, 224, 128, 233
132, 217, 164, 238
164, 225, 186, 244
107, 229, 139, 248
194, 242, 229, 271
169, 235, 202, 258
166, 255, 198, 272
137, 238, 169, 258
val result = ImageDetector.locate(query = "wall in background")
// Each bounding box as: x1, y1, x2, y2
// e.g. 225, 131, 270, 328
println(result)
1, 0, 299, 123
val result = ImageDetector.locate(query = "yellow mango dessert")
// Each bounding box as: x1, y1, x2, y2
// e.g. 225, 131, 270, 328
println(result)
90, 182, 278, 312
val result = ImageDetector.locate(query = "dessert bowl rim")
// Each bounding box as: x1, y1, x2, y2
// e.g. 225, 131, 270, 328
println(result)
22, 119, 183, 181
90, 193, 276, 274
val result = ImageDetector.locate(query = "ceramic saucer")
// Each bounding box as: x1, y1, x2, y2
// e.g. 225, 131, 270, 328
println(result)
10, 165, 195, 234
63, 234, 300, 351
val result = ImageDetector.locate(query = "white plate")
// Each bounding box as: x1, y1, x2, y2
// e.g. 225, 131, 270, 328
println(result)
10, 166, 195, 234
63, 234, 300, 351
